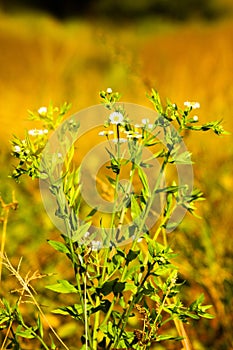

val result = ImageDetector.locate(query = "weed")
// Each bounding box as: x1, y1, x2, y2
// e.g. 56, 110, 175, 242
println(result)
0, 89, 227, 349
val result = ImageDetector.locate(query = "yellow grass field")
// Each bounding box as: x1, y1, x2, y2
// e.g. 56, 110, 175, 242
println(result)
0, 9, 232, 350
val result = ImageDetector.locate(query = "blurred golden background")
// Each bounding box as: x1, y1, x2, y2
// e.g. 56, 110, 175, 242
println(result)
0, 0, 232, 349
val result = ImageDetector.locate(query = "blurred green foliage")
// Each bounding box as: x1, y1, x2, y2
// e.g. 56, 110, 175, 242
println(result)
0, 0, 230, 20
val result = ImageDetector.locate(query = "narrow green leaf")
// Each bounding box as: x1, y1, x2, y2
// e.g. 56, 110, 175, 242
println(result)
37, 315, 43, 339
49, 334, 57, 350
156, 334, 183, 341
172, 151, 193, 164
97, 279, 118, 297
126, 249, 139, 263
131, 195, 141, 221
47, 240, 70, 254
16, 326, 35, 339
113, 281, 125, 295
71, 221, 92, 243
85, 207, 98, 220
137, 166, 150, 196
46, 280, 77, 294
202, 312, 215, 319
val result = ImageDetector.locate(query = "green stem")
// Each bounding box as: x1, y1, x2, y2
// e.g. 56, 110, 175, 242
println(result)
92, 251, 102, 350
20, 321, 50, 350
116, 165, 136, 240
112, 157, 172, 347
92, 295, 100, 350
111, 266, 153, 349
0, 207, 9, 282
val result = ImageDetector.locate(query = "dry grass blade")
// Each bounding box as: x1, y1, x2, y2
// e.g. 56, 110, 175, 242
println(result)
0, 253, 70, 350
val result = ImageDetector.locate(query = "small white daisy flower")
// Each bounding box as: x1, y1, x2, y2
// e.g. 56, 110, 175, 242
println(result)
109, 112, 124, 125
106, 87, 113, 93
28, 129, 48, 136
13, 145, 21, 153
135, 123, 142, 128
98, 130, 114, 136
91, 240, 102, 251
142, 118, 150, 125
98, 131, 106, 136
28, 129, 39, 136
184, 101, 200, 109
83, 231, 91, 239
193, 115, 199, 122
112, 138, 127, 144
38, 106, 47, 116
125, 131, 142, 139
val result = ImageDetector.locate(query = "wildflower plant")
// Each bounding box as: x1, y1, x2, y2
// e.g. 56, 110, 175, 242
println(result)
4, 89, 227, 349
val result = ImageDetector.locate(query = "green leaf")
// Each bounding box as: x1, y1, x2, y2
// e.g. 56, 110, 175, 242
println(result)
113, 281, 126, 295
85, 207, 98, 220
156, 334, 183, 341
47, 240, 70, 254
46, 280, 77, 294
52, 304, 84, 319
49, 334, 57, 350
131, 195, 141, 222
137, 166, 150, 197
148, 243, 155, 258
124, 282, 137, 294
97, 279, 116, 296
37, 315, 43, 339
72, 221, 92, 243
107, 321, 114, 338
106, 175, 116, 188
16, 326, 35, 339
97, 278, 125, 297
126, 249, 139, 263
155, 185, 180, 194
172, 151, 193, 164
201, 312, 215, 319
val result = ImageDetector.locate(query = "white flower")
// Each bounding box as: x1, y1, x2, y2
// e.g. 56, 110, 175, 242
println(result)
98, 130, 114, 136
141, 119, 153, 129
112, 138, 127, 144
38, 106, 47, 116
91, 240, 102, 251
142, 118, 150, 125
184, 101, 200, 109
131, 234, 143, 242
28, 129, 48, 136
98, 131, 106, 136
109, 112, 124, 125
125, 130, 142, 139
57, 152, 62, 158
13, 145, 21, 153
106, 87, 112, 93
193, 115, 199, 122
83, 231, 91, 239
